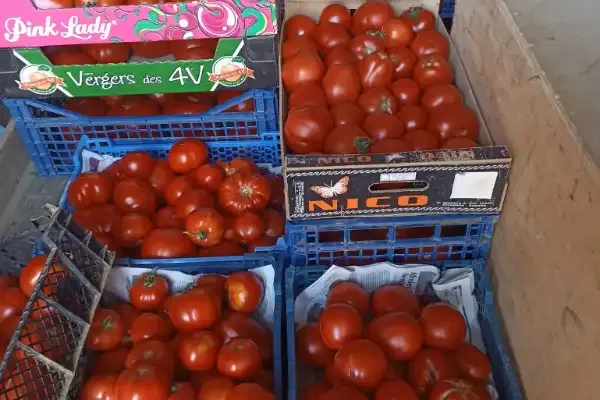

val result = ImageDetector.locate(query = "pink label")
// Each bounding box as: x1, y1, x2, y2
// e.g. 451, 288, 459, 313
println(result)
1, 0, 277, 48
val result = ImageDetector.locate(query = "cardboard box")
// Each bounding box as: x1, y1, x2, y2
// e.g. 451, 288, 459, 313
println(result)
0, 36, 278, 98
0, 1, 278, 48
280, 0, 512, 221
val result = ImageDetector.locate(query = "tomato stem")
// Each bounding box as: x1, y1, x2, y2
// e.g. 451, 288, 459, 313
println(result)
354, 137, 372, 153
239, 185, 252, 198
101, 316, 113, 330
184, 230, 208, 241
142, 273, 156, 288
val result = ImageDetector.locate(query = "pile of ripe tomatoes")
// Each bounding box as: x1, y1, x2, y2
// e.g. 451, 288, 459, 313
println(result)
68, 138, 284, 258
44, 38, 219, 65
282, 4, 481, 155
81, 270, 275, 399
59, 89, 253, 118
296, 281, 493, 400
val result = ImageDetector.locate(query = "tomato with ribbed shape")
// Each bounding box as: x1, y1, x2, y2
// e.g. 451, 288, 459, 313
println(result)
322, 64, 362, 106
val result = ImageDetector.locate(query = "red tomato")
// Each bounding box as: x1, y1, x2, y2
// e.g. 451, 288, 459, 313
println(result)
420, 303, 467, 351
408, 348, 458, 393
217, 338, 262, 379
388, 45, 418, 79
289, 83, 328, 109
382, 19, 415, 48
162, 98, 212, 116
87, 308, 125, 351
358, 87, 398, 115
429, 378, 492, 400
165, 175, 195, 206
168, 382, 195, 400
0, 287, 27, 326
173, 46, 215, 61
319, 4, 351, 28
168, 289, 220, 332
80, 373, 118, 400
284, 105, 334, 154
390, 78, 422, 106
73, 204, 121, 234
108, 95, 159, 117
284, 15, 317, 40
175, 189, 215, 221
92, 348, 129, 374
168, 138, 209, 174
153, 207, 184, 230
421, 84, 463, 109
218, 173, 271, 215
427, 104, 479, 141
405, 130, 439, 150
319, 303, 362, 349
178, 330, 221, 371
451, 343, 491, 382
410, 31, 449, 59
397, 104, 428, 132
51, 51, 94, 65
296, 322, 335, 367
282, 51, 325, 93
325, 46, 357, 67
348, 34, 385, 61
358, 52, 393, 89
371, 284, 420, 317
112, 212, 152, 249
132, 41, 170, 59
147, 160, 174, 197
19, 254, 65, 297
0, 275, 17, 289
198, 376, 234, 399
313, 22, 351, 51
115, 364, 171, 400
113, 178, 157, 215
126, 340, 175, 378
367, 312, 423, 360
324, 125, 372, 154
321, 386, 368, 400
198, 241, 245, 257
225, 271, 263, 313
300, 382, 330, 400
352, 0, 395, 35
370, 139, 411, 153
169, 39, 217, 60
83, 43, 131, 64
363, 114, 405, 141
331, 103, 366, 126
226, 382, 274, 400
282, 36, 320, 62
375, 380, 418, 400
129, 313, 172, 344
129, 273, 169, 311
326, 281, 369, 316
322, 64, 362, 106
216, 90, 255, 112
67, 172, 113, 209
400, 6, 436, 33
215, 312, 273, 363
64, 97, 107, 117
233, 212, 265, 244
184, 208, 225, 247
102, 95, 124, 108
140, 229, 196, 259
443, 138, 478, 149
262, 209, 284, 238
413, 55, 453, 88
194, 164, 224, 193
216, 158, 258, 177
247, 236, 278, 252
333, 339, 388, 391
264, 173, 284, 211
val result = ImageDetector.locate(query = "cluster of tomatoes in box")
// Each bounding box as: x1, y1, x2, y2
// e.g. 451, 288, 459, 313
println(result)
35, 0, 181, 9
80, 271, 275, 399
297, 282, 493, 400
61, 89, 252, 119
68, 138, 284, 258
282, 5, 481, 155
43, 38, 219, 65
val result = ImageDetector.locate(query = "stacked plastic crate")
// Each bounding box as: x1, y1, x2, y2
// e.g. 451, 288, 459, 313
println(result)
0, 0, 281, 176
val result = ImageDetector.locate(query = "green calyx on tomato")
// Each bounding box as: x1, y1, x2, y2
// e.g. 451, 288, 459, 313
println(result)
380, 97, 395, 114
354, 137, 372, 153
185, 230, 209, 241
142, 274, 159, 288
102, 316, 116, 330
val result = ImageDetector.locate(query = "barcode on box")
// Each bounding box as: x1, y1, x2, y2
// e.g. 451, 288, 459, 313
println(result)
380, 172, 417, 182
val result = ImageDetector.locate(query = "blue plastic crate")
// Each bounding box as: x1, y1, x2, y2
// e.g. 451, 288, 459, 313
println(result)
57, 137, 285, 266
155, 253, 284, 400
285, 262, 525, 400
4, 89, 278, 177
287, 214, 498, 267
440, 0, 456, 19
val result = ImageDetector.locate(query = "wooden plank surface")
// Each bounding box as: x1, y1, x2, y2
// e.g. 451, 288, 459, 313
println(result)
452, 0, 600, 399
